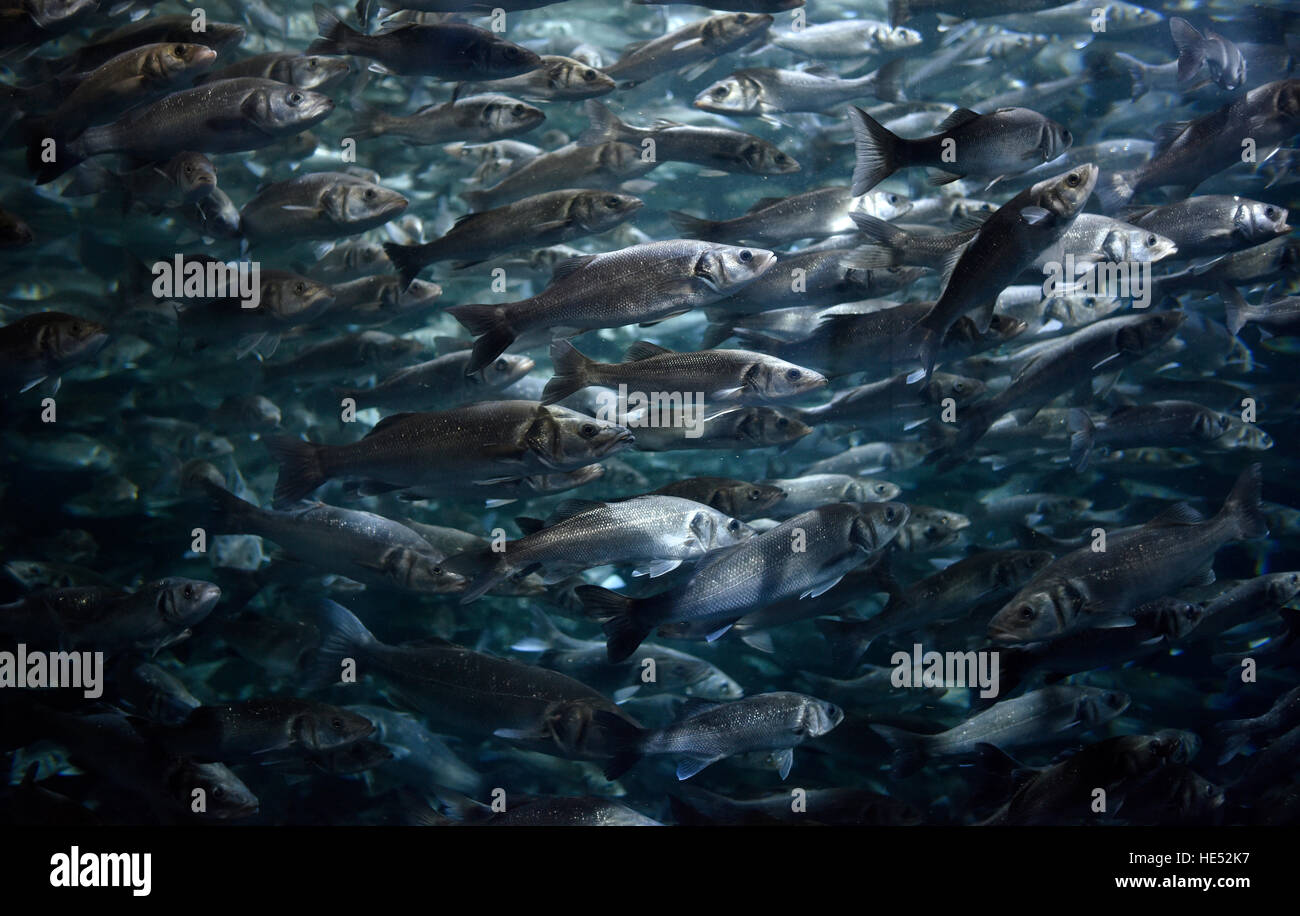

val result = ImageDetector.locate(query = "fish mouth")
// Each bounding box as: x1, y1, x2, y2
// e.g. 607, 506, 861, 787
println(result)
986, 624, 1021, 644
193, 47, 218, 66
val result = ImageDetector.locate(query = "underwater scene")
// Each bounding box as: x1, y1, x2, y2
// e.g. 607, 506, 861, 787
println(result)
0, 0, 1298, 830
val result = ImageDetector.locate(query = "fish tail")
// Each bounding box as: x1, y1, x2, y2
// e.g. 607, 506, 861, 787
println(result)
441, 546, 508, 604
577, 99, 625, 146
593, 709, 645, 780
346, 105, 387, 140
308, 2, 359, 55
1221, 462, 1268, 540
1212, 719, 1253, 765
816, 618, 873, 675
579, 586, 650, 662
1220, 283, 1256, 336
1169, 18, 1207, 84
1095, 169, 1137, 213
1113, 52, 1150, 101
668, 210, 722, 241
445, 303, 516, 375
383, 241, 432, 289
847, 212, 907, 267
869, 723, 927, 778
265, 434, 329, 506
1067, 408, 1096, 472
541, 339, 594, 405
699, 318, 735, 349
849, 105, 903, 196
310, 599, 377, 689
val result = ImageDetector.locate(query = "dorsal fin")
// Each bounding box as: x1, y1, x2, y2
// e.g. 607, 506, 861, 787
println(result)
1147, 502, 1205, 527
624, 341, 672, 361
552, 254, 598, 282
365, 412, 420, 437
937, 107, 982, 132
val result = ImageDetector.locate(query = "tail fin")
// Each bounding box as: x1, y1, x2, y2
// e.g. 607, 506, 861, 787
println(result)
265, 435, 329, 506
307, 2, 358, 55
346, 105, 388, 141
60, 160, 117, 198
849, 106, 904, 196
310, 599, 378, 689
384, 241, 432, 289
700, 317, 736, 349
668, 210, 722, 241
816, 619, 873, 675
1212, 718, 1254, 765
1220, 284, 1256, 336
594, 709, 646, 779
541, 339, 595, 405
1113, 52, 1150, 101
444, 303, 516, 375
578, 586, 650, 663
577, 99, 625, 147
872, 58, 907, 103
1169, 18, 1207, 84
1095, 170, 1137, 213
1221, 463, 1267, 540
848, 212, 908, 267
911, 324, 941, 383
1067, 408, 1096, 472
732, 328, 787, 355
869, 723, 928, 778
29, 133, 84, 185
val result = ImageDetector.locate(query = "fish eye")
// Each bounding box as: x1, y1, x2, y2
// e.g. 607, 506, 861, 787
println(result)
183, 584, 194, 600
1147, 234, 1157, 246
581, 423, 597, 438
728, 519, 741, 532
308, 59, 319, 68
604, 196, 620, 207
288, 91, 304, 105
739, 249, 753, 262
785, 368, 800, 380
1017, 605, 1036, 621
1061, 129, 1073, 145
888, 193, 899, 204
295, 282, 307, 294
1066, 172, 1081, 187
776, 416, 789, 427
737, 13, 749, 21
212, 786, 225, 799
173, 45, 186, 56
747, 488, 762, 500
884, 507, 896, 522
505, 47, 522, 60
513, 104, 526, 115
953, 381, 966, 393
711, 86, 728, 98
331, 717, 344, 730
1265, 206, 1277, 219
494, 358, 508, 371
583, 69, 597, 81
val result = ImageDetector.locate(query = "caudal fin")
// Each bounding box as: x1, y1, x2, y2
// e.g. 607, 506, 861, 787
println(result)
578, 586, 650, 662
668, 210, 722, 242
577, 99, 625, 147
1169, 18, 1207, 84
310, 599, 378, 689
1113, 52, 1150, 101
816, 618, 874, 675
593, 709, 646, 780
265, 435, 329, 506
849, 106, 904, 196
1221, 463, 1268, 540
307, 2, 358, 55
445, 303, 516, 375
872, 58, 907, 103
1067, 408, 1096, 472
869, 723, 928, 778
541, 339, 595, 405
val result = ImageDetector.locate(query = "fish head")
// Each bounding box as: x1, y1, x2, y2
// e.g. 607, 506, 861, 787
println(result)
598, 141, 655, 178
1191, 407, 1232, 441
1036, 163, 1098, 219
1116, 309, 1186, 356
693, 75, 761, 114
740, 138, 800, 175
705, 12, 775, 48
1239, 200, 1290, 242
328, 179, 408, 229
290, 55, 352, 90
1081, 688, 1132, 725
571, 190, 643, 233
852, 501, 909, 552
751, 357, 827, 400
799, 697, 844, 737
994, 550, 1054, 589
552, 57, 615, 96
403, 550, 467, 594
484, 37, 543, 76
168, 151, 218, 201
744, 407, 811, 446
46, 312, 109, 366
700, 508, 755, 549
169, 761, 258, 820
728, 481, 786, 518
1132, 228, 1177, 263
480, 95, 546, 134
536, 407, 634, 468
155, 578, 222, 627
265, 274, 335, 321
148, 43, 218, 81
256, 84, 335, 134
294, 705, 376, 752
1266, 571, 1300, 605
929, 372, 986, 405
686, 668, 744, 700
474, 353, 536, 391
695, 243, 776, 294
877, 24, 923, 50
859, 478, 901, 502
987, 586, 1062, 643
